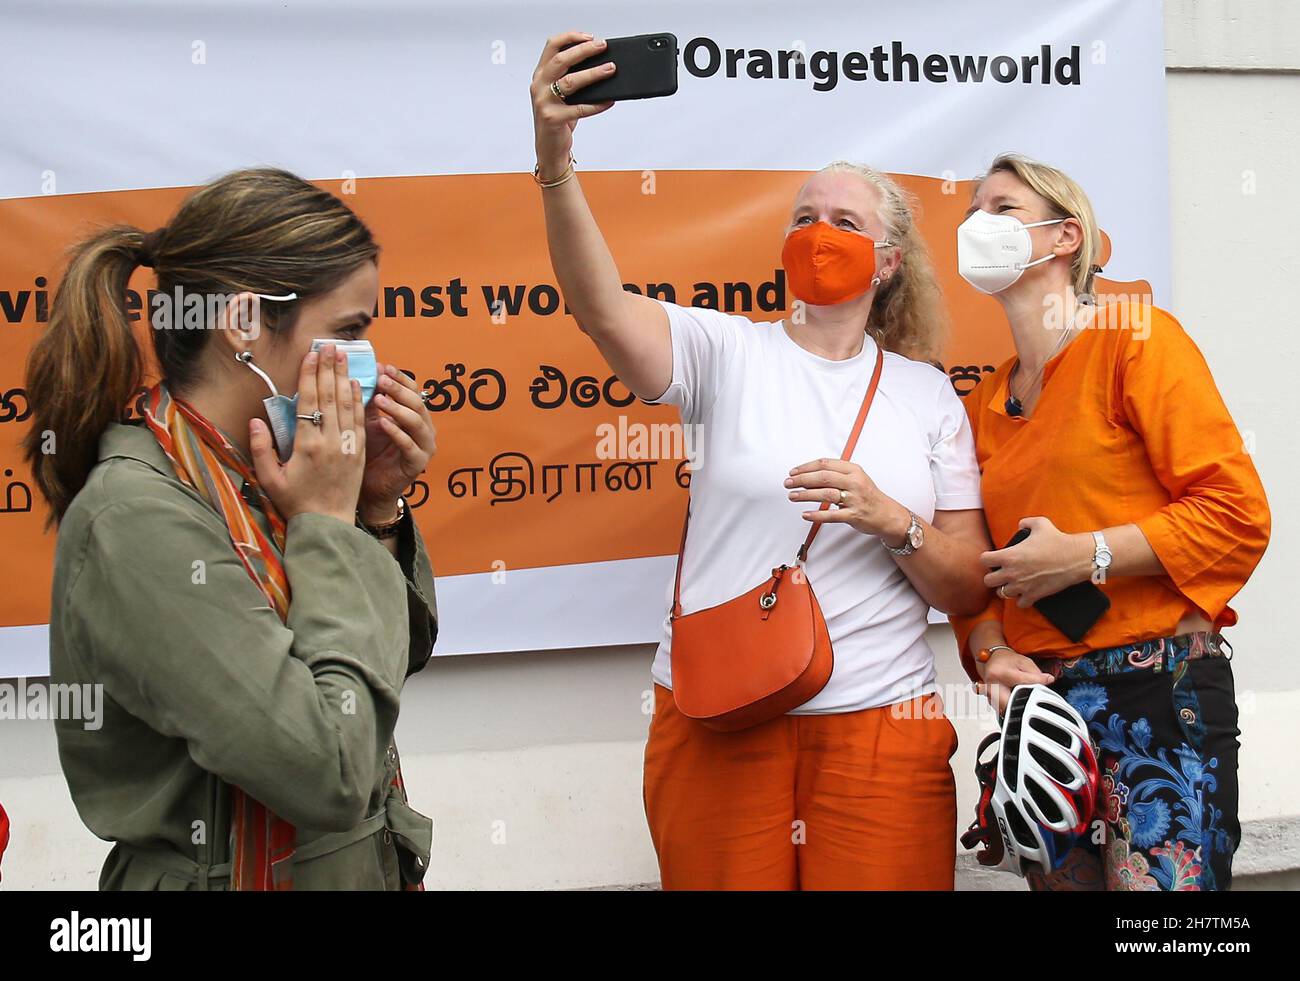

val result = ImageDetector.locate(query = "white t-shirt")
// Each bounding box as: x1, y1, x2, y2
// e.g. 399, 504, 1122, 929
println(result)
644, 300, 982, 714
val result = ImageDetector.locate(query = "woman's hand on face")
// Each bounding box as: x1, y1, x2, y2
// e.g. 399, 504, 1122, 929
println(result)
531, 31, 615, 173
785, 459, 910, 541
980, 515, 1094, 607
974, 649, 1056, 715
358, 364, 438, 524
249, 343, 366, 526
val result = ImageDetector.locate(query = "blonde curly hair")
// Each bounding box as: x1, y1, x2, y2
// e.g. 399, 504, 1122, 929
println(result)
818, 161, 949, 363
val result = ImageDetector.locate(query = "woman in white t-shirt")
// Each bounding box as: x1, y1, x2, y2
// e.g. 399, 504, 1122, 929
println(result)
530, 32, 992, 889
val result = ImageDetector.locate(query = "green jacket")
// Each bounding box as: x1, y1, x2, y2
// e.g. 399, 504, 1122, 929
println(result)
49, 421, 438, 890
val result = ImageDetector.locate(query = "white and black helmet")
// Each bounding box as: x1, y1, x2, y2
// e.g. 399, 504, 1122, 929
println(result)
961, 684, 1101, 876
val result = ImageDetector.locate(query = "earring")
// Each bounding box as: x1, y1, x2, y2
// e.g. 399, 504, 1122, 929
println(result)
870, 276, 881, 288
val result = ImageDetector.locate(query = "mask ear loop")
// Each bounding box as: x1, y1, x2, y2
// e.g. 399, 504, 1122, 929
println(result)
1014, 218, 1067, 272
232, 291, 298, 396
235, 350, 281, 398
237, 349, 302, 461
870, 239, 898, 289
1015, 253, 1057, 273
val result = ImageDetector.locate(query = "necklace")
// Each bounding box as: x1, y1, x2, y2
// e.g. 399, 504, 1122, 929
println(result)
1005, 307, 1086, 417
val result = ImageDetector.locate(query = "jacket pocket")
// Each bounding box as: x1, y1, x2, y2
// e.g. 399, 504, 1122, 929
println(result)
385, 794, 433, 888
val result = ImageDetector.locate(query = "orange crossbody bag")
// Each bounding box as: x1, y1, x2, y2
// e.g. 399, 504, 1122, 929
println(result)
668, 346, 885, 731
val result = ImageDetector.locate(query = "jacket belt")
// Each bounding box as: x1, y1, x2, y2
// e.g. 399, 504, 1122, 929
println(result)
119, 809, 390, 889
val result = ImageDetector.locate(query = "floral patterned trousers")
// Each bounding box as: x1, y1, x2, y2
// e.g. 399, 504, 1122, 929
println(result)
1033, 632, 1240, 891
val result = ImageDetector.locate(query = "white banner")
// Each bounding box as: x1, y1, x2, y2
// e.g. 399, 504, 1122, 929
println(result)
0, 0, 1168, 675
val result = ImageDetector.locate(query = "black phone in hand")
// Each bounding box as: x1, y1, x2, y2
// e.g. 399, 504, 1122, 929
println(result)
1001, 528, 1110, 643
565, 33, 679, 104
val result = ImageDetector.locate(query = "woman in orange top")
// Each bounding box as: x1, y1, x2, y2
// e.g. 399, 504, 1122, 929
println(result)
951, 154, 1269, 891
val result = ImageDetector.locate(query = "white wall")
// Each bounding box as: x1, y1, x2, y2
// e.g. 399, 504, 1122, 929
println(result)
3, 0, 1298, 890
1155, 0, 1300, 887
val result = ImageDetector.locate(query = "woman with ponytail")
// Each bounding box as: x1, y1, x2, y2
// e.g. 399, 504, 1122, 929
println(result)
25, 168, 439, 890
531, 33, 992, 889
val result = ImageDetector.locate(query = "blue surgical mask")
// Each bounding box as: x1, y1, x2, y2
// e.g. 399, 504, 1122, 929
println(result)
311, 338, 379, 407
238, 339, 379, 460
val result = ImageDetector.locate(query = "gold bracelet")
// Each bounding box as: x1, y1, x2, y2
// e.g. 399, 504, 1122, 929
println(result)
359, 497, 407, 539
533, 155, 576, 189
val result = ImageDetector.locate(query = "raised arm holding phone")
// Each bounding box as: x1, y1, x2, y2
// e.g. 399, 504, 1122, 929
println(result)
530, 30, 991, 890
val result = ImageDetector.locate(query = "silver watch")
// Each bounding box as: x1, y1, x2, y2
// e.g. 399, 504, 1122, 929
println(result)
883, 512, 924, 556
1091, 530, 1113, 581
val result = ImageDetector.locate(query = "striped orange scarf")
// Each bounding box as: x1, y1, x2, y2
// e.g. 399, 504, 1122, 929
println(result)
143, 384, 297, 889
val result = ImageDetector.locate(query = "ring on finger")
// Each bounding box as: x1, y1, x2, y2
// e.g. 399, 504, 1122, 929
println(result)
996, 584, 1009, 599
296, 410, 324, 427
550, 79, 568, 103
838, 489, 848, 505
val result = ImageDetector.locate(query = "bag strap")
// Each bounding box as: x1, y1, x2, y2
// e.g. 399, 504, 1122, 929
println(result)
671, 344, 885, 619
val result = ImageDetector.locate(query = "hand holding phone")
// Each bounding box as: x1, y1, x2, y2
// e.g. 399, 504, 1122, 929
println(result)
997, 528, 1110, 643
530, 32, 619, 177
564, 33, 679, 104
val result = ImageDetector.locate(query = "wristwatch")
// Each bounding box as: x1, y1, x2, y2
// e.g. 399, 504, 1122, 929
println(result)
359, 497, 408, 539
883, 512, 924, 556
1091, 530, 1113, 581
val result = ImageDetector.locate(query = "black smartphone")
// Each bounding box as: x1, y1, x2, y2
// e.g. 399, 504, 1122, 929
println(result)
1000, 528, 1111, 643
565, 33, 679, 104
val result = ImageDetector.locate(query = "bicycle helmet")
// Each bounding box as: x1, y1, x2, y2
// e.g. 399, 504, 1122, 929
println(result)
961, 683, 1100, 876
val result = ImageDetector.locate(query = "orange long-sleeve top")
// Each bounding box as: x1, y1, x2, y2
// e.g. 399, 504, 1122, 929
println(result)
950, 302, 1270, 681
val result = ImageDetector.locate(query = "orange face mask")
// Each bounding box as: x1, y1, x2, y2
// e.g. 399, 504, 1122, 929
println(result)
781, 221, 880, 306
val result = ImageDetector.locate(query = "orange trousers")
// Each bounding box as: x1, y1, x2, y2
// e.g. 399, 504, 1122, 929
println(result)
643, 684, 958, 890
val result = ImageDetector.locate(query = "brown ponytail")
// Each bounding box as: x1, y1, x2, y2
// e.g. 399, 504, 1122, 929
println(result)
23, 167, 378, 523
23, 226, 149, 523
